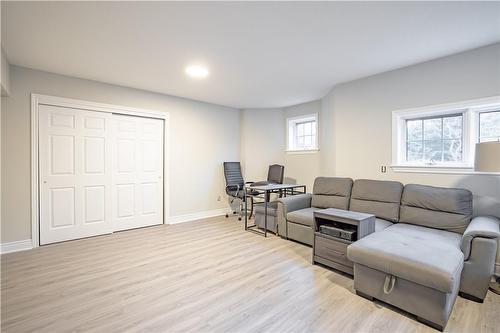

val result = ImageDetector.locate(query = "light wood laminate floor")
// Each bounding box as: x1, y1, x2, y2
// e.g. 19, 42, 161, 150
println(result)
2, 216, 499, 332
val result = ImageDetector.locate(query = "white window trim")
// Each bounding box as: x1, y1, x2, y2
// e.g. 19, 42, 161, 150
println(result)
286, 113, 319, 153
391, 96, 500, 174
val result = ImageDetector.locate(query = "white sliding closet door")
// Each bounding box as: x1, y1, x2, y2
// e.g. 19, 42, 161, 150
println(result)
39, 105, 113, 245
112, 115, 164, 231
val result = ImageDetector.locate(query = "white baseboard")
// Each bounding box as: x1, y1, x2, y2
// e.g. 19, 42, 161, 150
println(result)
1, 209, 231, 252
1, 239, 33, 254
168, 207, 231, 224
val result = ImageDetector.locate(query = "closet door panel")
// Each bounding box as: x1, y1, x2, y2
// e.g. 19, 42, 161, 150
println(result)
39, 105, 112, 245
112, 114, 164, 231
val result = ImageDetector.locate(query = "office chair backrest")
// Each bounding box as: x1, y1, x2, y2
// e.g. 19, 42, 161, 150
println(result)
268, 164, 284, 184
223, 162, 244, 189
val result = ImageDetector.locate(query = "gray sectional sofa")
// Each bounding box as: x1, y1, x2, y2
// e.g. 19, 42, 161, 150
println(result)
277, 177, 500, 331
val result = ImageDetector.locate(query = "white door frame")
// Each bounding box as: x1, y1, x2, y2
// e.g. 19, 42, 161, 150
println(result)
31, 93, 170, 248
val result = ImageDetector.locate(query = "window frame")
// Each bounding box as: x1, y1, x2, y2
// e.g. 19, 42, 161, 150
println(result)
478, 109, 500, 143
392, 96, 500, 173
404, 112, 467, 165
286, 113, 319, 153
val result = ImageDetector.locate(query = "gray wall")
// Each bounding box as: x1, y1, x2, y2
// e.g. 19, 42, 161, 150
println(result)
1, 66, 240, 243
240, 100, 321, 191
240, 108, 285, 184
1, 48, 10, 96
283, 101, 321, 191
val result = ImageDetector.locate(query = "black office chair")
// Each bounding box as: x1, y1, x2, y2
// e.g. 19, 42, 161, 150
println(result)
223, 162, 255, 220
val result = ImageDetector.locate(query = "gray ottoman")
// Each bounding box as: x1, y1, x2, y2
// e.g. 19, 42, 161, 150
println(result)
347, 223, 464, 331
254, 202, 278, 233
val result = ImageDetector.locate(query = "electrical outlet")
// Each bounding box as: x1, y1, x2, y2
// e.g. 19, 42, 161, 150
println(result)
381, 166, 387, 173
217, 195, 221, 202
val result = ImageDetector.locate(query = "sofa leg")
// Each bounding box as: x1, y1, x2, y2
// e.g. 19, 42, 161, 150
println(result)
355, 290, 374, 301
459, 291, 484, 303
416, 316, 444, 331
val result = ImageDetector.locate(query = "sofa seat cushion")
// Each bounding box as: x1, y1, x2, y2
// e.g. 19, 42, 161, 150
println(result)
287, 207, 321, 227
347, 223, 463, 293
375, 218, 393, 232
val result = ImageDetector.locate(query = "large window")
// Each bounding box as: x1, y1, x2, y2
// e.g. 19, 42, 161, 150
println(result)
405, 114, 463, 163
392, 97, 500, 171
287, 114, 318, 151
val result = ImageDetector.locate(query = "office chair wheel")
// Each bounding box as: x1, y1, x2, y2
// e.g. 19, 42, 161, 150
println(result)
238, 217, 242, 221
225, 214, 228, 218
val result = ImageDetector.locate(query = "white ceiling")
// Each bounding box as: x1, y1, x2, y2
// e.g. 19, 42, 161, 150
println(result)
2, 2, 500, 109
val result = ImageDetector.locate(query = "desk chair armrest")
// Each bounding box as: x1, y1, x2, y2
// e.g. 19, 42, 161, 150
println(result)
225, 184, 241, 197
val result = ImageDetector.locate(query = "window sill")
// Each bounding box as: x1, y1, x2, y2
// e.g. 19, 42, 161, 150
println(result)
390, 165, 500, 175
286, 149, 319, 155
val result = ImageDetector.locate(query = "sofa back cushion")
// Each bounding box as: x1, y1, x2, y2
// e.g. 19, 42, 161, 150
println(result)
400, 184, 472, 234
349, 179, 403, 222
311, 177, 353, 210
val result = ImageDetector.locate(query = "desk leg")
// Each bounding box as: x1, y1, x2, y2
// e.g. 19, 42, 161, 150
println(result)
244, 190, 248, 230
264, 191, 268, 238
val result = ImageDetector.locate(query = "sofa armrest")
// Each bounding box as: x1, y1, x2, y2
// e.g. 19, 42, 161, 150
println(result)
278, 193, 312, 213
276, 194, 312, 238
461, 216, 500, 260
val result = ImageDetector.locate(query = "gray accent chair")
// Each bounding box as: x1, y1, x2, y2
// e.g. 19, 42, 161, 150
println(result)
254, 202, 278, 233
277, 177, 353, 245
347, 184, 500, 331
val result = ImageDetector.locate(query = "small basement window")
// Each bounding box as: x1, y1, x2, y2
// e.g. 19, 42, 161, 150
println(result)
287, 114, 318, 152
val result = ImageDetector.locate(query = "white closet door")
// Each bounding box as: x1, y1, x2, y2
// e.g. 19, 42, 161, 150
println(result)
39, 105, 113, 245
112, 115, 164, 231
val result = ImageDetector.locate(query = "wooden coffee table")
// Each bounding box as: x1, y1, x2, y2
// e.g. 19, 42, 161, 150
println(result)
313, 208, 375, 275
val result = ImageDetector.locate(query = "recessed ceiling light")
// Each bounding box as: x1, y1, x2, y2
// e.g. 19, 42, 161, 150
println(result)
185, 65, 209, 79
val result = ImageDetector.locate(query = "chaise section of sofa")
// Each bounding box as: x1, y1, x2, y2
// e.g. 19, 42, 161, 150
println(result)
399, 184, 499, 301
347, 183, 500, 331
